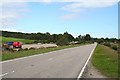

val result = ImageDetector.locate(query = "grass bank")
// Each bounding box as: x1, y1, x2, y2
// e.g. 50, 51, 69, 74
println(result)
1, 36, 35, 44
92, 44, 118, 78
2, 44, 80, 61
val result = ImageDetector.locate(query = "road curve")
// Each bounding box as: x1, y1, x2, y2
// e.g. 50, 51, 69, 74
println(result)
2, 43, 96, 78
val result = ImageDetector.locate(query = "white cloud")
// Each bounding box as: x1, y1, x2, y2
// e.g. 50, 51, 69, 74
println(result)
60, 0, 118, 20
40, 0, 53, 3
0, 0, 55, 3
61, 0, 118, 12
0, 1, 29, 27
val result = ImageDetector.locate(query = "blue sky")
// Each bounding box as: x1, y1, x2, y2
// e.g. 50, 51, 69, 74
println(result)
1, 0, 118, 38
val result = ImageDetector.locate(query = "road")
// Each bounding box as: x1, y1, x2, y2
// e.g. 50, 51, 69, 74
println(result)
1, 43, 97, 78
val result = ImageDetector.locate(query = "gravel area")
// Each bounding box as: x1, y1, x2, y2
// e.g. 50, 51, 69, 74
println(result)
82, 59, 107, 78
22, 43, 58, 49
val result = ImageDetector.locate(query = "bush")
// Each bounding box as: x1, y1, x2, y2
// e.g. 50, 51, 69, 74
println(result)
17, 48, 23, 51
56, 37, 69, 46
103, 42, 118, 51
8, 48, 14, 52
24, 48, 29, 50
34, 40, 39, 43
111, 45, 118, 50
29, 47, 35, 50
103, 42, 111, 47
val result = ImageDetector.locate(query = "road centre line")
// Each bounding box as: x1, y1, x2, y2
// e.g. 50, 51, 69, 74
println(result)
48, 58, 53, 61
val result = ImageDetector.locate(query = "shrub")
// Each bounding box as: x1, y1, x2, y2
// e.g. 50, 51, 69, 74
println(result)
103, 42, 111, 47
56, 37, 69, 46
24, 48, 29, 50
29, 47, 35, 50
111, 45, 118, 50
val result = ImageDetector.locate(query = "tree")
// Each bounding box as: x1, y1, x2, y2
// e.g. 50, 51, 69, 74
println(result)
76, 35, 82, 42
56, 36, 69, 46
52, 34, 58, 43
84, 34, 91, 41
63, 32, 75, 42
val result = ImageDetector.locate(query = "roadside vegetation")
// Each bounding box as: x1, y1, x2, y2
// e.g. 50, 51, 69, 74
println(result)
2, 44, 81, 61
92, 44, 118, 78
1, 36, 35, 44
102, 42, 118, 51
1, 31, 118, 46
95, 38, 118, 51
1, 31, 93, 46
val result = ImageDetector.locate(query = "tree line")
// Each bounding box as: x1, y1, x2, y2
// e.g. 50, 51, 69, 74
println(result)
1, 30, 118, 46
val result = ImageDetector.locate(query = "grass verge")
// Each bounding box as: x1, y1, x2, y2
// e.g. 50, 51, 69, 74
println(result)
2, 44, 80, 61
92, 44, 118, 78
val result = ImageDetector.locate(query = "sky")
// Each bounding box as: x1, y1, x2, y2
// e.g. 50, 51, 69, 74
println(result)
0, 0, 119, 38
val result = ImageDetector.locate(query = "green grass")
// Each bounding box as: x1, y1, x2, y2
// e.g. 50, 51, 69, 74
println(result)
92, 44, 118, 78
1, 36, 35, 44
2, 44, 80, 61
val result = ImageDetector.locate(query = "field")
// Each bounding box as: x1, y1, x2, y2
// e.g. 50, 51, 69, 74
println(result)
92, 44, 118, 78
2, 44, 80, 61
1, 36, 35, 44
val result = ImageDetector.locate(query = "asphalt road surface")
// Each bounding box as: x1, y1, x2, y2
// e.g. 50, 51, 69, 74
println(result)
1, 43, 97, 78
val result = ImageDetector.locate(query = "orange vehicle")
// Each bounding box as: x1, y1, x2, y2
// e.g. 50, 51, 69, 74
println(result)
13, 42, 22, 48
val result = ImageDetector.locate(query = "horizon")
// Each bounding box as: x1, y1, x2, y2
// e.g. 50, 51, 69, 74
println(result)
1, 30, 118, 39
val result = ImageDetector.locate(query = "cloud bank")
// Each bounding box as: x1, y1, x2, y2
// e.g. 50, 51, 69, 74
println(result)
1, 1, 29, 27
0, 0, 118, 27
60, 0, 118, 19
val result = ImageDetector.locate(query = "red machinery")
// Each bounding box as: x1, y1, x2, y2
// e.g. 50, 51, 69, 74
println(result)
13, 42, 22, 48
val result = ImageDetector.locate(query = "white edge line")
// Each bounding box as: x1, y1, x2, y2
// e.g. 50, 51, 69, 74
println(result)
1, 53, 44, 64
1, 47, 67, 63
0, 48, 61, 63
77, 43, 97, 79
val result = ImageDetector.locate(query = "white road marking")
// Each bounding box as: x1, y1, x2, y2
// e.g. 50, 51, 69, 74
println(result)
12, 71, 15, 73
0, 70, 15, 77
0, 73, 8, 77
77, 43, 97, 79
1, 53, 44, 64
48, 58, 53, 61
1, 47, 65, 64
